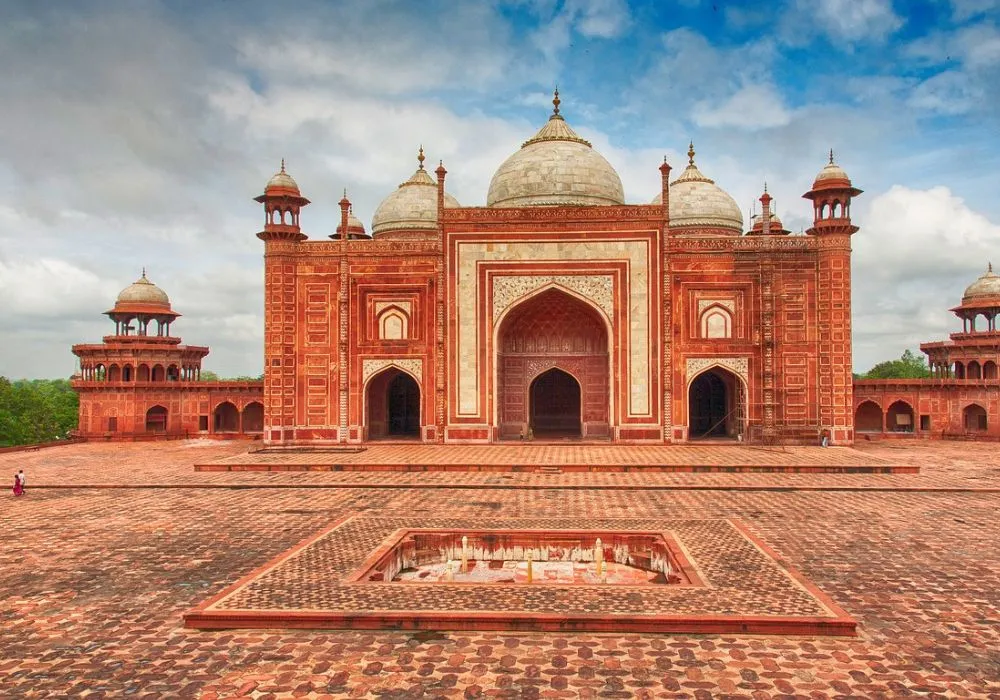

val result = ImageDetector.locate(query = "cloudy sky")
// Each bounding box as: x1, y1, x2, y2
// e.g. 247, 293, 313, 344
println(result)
1, 0, 999, 379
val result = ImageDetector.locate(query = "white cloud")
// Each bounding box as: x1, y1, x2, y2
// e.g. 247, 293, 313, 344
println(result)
852, 185, 1000, 369
692, 84, 793, 131
783, 0, 903, 44
950, 0, 1000, 21
0, 257, 117, 318
907, 70, 984, 114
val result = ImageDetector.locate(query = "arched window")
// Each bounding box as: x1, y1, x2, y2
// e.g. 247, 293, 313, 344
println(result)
700, 306, 732, 339
151, 364, 165, 382
123, 365, 133, 382
242, 402, 264, 433
954, 361, 966, 379
145, 405, 168, 433
983, 361, 997, 379
166, 365, 179, 381
968, 360, 982, 380
378, 307, 409, 340
107, 364, 121, 382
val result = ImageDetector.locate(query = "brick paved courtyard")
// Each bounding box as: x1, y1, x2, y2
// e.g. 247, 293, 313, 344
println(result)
2, 440, 999, 697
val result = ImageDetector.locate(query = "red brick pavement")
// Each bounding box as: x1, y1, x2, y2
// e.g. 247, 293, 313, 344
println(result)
9, 439, 1000, 491
1, 440, 1000, 697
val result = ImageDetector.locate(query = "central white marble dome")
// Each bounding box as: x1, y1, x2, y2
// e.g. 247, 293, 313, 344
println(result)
486, 92, 624, 208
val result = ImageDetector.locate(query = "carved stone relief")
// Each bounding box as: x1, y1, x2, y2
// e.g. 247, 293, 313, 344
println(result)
686, 357, 749, 384
697, 299, 736, 314
362, 358, 423, 385
493, 275, 614, 323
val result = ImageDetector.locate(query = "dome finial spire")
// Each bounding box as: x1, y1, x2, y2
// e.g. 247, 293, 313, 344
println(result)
688, 141, 696, 166
141, 266, 146, 279
552, 86, 561, 117
280, 158, 286, 173
990, 262, 994, 273
829, 148, 834, 165
417, 145, 425, 170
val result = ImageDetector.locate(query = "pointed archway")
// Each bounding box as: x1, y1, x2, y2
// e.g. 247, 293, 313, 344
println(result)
145, 405, 168, 433
688, 368, 744, 439
366, 367, 421, 439
496, 287, 610, 440
529, 368, 581, 438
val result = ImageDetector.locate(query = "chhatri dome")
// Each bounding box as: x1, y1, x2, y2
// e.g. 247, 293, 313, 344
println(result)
962, 263, 1000, 304
371, 148, 460, 236
113, 270, 171, 308
487, 89, 625, 208
264, 159, 300, 195
652, 143, 743, 233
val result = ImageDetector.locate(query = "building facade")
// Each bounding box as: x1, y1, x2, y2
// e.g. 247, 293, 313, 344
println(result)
71, 272, 264, 440
854, 265, 1000, 439
256, 94, 861, 446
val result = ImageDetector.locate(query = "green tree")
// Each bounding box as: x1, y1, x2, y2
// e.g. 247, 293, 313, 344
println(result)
863, 349, 931, 379
0, 377, 79, 447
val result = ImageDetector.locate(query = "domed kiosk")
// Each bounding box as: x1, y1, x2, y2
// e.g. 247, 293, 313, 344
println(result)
371, 148, 460, 238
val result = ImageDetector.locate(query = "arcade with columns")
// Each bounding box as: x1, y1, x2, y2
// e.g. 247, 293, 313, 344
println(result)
254, 92, 861, 446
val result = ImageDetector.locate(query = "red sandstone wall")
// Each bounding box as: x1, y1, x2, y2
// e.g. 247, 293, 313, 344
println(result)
73, 381, 263, 440
853, 379, 1000, 439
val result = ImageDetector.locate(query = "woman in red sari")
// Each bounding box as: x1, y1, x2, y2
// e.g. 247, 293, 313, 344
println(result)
12, 472, 23, 496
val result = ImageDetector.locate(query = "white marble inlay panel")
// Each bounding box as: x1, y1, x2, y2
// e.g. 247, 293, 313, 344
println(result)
685, 357, 749, 384
374, 300, 412, 316
492, 275, 613, 323
455, 238, 652, 417
362, 358, 423, 385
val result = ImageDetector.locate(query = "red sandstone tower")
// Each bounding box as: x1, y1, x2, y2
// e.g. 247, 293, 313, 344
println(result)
255, 162, 310, 444
803, 152, 863, 444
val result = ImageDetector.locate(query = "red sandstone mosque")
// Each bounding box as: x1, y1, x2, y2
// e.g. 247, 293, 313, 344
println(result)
69, 92, 999, 444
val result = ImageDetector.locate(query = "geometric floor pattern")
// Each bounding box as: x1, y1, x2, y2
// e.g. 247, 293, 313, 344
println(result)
3, 440, 999, 697
185, 516, 856, 636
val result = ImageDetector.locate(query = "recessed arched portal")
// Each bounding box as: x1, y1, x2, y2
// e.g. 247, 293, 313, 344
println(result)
854, 400, 883, 433
366, 368, 421, 439
964, 403, 987, 432
213, 401, 239, 432
145, 405, 167, 433
242, 402, 264, 433
496, 288, 610, 439
529, 368, 582, 438
688, 367, 744, 439
886, 400, 914, 433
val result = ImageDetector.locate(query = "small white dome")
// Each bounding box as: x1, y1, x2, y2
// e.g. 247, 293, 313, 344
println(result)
652, 145, 743, 233
265, 160, 300, 194
115, 271, 170, 307
963, 264, 1000, 303
486, 92, 624, 208
371, 153, 459, 236
812, 151, 852, 188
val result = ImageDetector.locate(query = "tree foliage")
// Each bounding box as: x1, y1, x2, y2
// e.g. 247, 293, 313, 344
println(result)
0, 377, 79, 447
862, 349, 932, 380
200, 370, 263, 381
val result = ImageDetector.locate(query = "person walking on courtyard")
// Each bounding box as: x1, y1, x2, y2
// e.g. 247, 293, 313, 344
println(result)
17, 469, 25, 494
12, 471, 23, 496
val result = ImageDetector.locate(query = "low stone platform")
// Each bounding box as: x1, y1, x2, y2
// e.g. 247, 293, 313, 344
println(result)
194, 443, 916, 474
184, 515, 857, 637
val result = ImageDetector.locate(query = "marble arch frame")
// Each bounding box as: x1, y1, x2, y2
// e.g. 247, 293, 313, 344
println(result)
490, 282, 615, 433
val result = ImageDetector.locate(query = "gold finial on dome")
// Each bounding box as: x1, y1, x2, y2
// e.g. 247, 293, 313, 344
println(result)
829, 149, 834, 165
552, 87, 561, 117
687, 142, 696, 166
280, 158, 286, 173
417, 146, 425, 170
990, 262, 994, 273
141, 266, 146, 278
